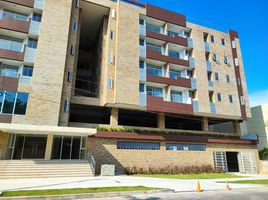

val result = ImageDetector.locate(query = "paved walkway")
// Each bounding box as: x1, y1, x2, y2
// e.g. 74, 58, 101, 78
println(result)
0, 175, 268, 192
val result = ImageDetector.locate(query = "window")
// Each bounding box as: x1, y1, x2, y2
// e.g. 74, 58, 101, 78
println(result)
67, 70, 72, 82
14, 92, 29, 115
109, 52, 114, 64
64, 99, 69, 112
0, 90, 4, 112
169, 70, 181, 79
215, 73, 219, 81
139, 19, 145, 25
108, 76, 113, 89
139, 83, 145, 92
229, 95, 233, 103
117, 141, 160, 150
70, 45, 75, 56
166, 144, 206, 151
212, 53, 217, 61
2, 90, 16, 114
224, 56, 229, 64
110, 31, 114, 40
146, 24, 161, 33
210, 35, 215, 43
2, 9, 28, 21
217, 93, 222, 102
240, 96, 245, 105
22, 65, 33, 77
27, 38, 38, 49
139, 60, 145, 69
171, 90, 182, 103
0, 36, 23, 52
75, 0, 80, 8
221, 38, 225, 46
72, 21, 78, 32
0, 64, 18, 78
147, 65, 162, 77
237, 77, 241, 85
32, 13, 42, 22
139, 39, 145, 46
226, 75, 231, 83
147, 44, 162, 53
146, 86, 162, 97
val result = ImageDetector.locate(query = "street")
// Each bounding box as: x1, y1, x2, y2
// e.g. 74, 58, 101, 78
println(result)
87, 187, 268, 200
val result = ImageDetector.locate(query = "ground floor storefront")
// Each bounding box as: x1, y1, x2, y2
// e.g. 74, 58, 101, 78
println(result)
88, 131, 260, 175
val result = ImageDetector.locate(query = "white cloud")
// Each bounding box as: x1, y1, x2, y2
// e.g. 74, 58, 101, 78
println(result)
249, 89, 268, 107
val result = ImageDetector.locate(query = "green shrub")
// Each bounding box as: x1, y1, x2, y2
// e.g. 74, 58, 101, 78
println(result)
259, 148, 268, 160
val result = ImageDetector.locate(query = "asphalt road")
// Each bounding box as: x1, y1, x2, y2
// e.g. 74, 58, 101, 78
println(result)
87, 187, 268, 200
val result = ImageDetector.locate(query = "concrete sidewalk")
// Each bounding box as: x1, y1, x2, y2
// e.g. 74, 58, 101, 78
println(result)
0, 175, 268, 192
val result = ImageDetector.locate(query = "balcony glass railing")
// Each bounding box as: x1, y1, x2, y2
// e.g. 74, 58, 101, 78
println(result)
167, 31, 180, 38
0, 39, 23, 52
146, 24, 161, 34
147, 67, 163, 77
169, 71, 182, 79
168, 50, 181, 59
0, 10, 28, 21
147, 44, 162, 53
147, 88, 163, 97
0, 68, 19, 78
171, 94, 183, 103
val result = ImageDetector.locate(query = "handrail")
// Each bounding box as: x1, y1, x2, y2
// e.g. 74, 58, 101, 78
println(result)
87, 151, 96, 175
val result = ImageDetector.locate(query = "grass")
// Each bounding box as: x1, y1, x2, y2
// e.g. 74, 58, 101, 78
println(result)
226, 179, 268, 185
0, 186, 160, 197
133, 173, 243, 179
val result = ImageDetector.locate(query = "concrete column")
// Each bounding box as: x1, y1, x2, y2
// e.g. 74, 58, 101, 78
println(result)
164, 64, 169, 78
110, 107, 118, 126
202, 117, 209, 132
165, 85, 171, 101
158, 113, 165, 129
233, 121, 241, 135
45, 133, 53, 160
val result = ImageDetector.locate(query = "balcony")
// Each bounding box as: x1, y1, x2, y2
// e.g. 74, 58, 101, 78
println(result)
0, 39, 25, 61
147, 95, 193, 115
0, 10, 30, 33
24, 47, 36, 63
139, 92, 146, 106
210, 102, 216, 114
208, 81, 214, 87
146, 67, 192, 88
193, 100, 199, 112
204, 42, 210, 52
139, 67, 146, 81
206, 61, 212, 72
147, 48, 189, 67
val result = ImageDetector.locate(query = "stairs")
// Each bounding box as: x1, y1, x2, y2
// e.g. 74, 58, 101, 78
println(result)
0, 160, 94, 179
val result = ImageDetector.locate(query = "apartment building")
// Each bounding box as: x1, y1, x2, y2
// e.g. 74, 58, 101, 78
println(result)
0, 0, 259, 177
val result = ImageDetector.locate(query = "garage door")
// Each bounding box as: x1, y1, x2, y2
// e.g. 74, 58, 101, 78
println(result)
237, 152, 257, 174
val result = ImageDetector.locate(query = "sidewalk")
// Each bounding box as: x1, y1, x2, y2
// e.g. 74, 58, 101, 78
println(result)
0, 175, 268, 192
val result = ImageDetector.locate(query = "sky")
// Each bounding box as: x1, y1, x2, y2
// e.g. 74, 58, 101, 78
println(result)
140, 0, 268, 107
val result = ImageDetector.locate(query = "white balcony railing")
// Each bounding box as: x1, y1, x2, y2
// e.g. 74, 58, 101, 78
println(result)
29, 20, 41, 35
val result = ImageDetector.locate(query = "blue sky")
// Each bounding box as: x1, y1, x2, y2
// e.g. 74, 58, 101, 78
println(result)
140, 0, 268, 106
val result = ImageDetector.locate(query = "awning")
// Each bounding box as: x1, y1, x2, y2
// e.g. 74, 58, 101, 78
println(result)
0, 123, 96, 136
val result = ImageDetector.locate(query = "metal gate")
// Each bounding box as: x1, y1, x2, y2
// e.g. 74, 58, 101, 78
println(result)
237, 152, 257, 174
213, 151, 228, 172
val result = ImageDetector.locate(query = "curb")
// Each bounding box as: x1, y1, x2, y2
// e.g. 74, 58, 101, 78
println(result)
0, 189, 174, 200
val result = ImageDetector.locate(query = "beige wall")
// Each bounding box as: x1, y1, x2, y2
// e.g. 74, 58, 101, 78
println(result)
188, 23, 242, 119
0, 132, 8, 148
260, 160, 268, 175
12, 0, 73, 126
88, 137, 258, 174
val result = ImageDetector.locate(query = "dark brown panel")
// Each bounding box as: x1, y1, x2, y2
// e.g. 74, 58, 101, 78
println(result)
147, 96, 193, 115
229, 30, 247, 120
93, 131, 257, 145
0, 76, 19, 91
0, 48, 25, 61
0, 114, 12, 123
147, 48, 189, 67
3, 0, 34, 8
147, 74, 191, 88
123, 0, 145, 7
0, 17, 30, 33
146, 4, 186, 27
146, 31, 188, 47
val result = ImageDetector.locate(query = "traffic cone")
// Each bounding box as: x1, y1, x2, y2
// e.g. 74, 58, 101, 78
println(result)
196, 180, 201, 192
226, 180, 231, 190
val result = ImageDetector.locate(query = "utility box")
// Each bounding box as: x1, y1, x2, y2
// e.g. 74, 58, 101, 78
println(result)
101, 164, 115, 176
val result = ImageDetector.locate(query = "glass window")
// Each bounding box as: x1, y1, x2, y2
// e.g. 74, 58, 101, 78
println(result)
221, 38, 225, 46
72, 21, 77, 32
139, 19, 144, 25
226, 75, 231, 83
139, 60, 145, 69
146, 24, 161, 33
147, 64, 162, 77
110, 31, 114, 40
32, 13, 42, 22
169, 70, 181, 79
171, 90, 182, 103
117, 141, 160, 150
166, 144, 206, 151
212, 53, 217, 61
28, 38, 38, 49
147, 44, 162, 52
210, 35, 215, 43
22, 65, 33, 77
0, 37, 23, 52
139, 83, 145, 92
217, 93, 222, 102
2, 91, 16, 114
0, 90, 4, 112
229, 95, 233, 103
0, 64, 18, 78
14, 92, 29, 115
215, 73, 219, 81
139, 39, 144, 46
2, 10, 28, 21
146, 86, 162, 97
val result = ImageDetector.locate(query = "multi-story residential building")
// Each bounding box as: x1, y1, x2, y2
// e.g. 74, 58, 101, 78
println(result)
241, 104, 268, 150
0, 0, 259, 177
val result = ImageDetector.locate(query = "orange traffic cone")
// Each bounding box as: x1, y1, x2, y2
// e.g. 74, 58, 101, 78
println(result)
226, 180, 231, 190
196, 180, 201, 192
